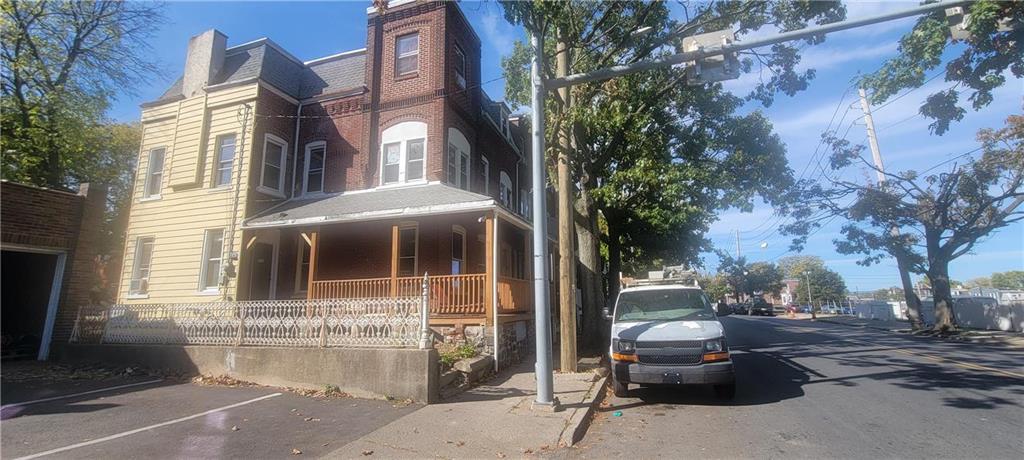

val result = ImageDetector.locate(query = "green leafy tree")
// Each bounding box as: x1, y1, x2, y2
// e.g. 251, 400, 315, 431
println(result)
499, 1, 845, 338
777, 255, 826, 279
872, 287, 904, 302
991, 270, 1024, 289
1, 0, 162, 186
795, 265, 847, 305
717, 253, 750, 302
861, 1, 1023, 135
698, 272, 731, 304
745, 262, 785, 298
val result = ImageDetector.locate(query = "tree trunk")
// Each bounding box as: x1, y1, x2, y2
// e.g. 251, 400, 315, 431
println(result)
606, 215, 623, 304
555, 35, 577, 372
575, 187, 604, 352
929, 260, 957, 332
894, 251, 924, 329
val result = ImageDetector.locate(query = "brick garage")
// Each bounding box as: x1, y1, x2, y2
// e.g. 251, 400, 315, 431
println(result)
1, 180, 107, 359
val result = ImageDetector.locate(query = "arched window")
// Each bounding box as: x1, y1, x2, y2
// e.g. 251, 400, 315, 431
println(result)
499, 171, 514, 209
447, 128, 471, 190
380, 121, 427, 185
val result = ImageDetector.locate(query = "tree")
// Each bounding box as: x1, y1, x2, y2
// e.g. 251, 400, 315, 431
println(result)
861, 1, 1023, 135
698, 272, 731, 304
797, 115, 1024, 331
991, 271, 1024, 290
777, 255, 826, 279
964, 277, 992, 289
745, 262, 785, 298
872, 287, 904, 302
795, 266, 847, 306
500, 2, 845, 350
1, 0, 162, 187
717, 253, 750, 302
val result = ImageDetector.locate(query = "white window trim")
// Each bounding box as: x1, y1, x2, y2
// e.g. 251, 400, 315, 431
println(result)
395, 32, 420, 76
447, 127, 471, 190
294, 234, 311, 295
379, 122, 428, 187
129, 236, 155, 296
480, 156, 490, 195
258, 133, 288, 198
213, 134, 237, 189
198, 228, 225, 294
302, 141, 327, 196
499, 171, 514, 209
142, 148, 165, 200
451, 225, 467, 275
398, 222, 419, 277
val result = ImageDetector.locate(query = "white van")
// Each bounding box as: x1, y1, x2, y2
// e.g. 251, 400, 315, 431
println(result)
605, 274, 736, 399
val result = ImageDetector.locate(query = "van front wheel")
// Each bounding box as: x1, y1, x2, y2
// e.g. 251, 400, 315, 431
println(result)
612, 377, 629, 397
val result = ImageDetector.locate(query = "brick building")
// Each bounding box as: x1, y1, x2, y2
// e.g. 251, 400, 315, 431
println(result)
118, 0, 547, 362
1, 181, 107, 359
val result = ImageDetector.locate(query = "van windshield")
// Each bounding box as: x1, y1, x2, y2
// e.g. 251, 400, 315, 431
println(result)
615, 289, 714, 322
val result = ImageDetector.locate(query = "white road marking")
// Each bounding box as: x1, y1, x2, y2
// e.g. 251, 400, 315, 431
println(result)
1, 379, 164, 409
13, 392, 283, 460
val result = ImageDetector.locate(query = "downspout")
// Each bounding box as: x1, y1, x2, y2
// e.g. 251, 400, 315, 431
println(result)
290, 101, 305, 198
492, 210, 500, 372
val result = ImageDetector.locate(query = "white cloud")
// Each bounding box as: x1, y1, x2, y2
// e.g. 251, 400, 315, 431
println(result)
480, 11, 517, 57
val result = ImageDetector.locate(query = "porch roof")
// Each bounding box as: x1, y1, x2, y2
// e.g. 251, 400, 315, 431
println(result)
243, 183, 530, 229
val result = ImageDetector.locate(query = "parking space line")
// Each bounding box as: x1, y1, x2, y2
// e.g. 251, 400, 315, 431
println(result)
13, 392, 282, 460
1, 379, 164, 409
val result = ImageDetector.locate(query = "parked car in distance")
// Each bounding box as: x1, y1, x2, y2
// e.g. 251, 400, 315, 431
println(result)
750, 298, 774, 316
732, 303, 750, 315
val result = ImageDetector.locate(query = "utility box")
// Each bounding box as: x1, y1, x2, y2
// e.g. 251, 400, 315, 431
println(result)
681, 29, 740, 85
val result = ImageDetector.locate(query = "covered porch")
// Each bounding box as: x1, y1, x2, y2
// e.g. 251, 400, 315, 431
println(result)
239, 184, 542, 328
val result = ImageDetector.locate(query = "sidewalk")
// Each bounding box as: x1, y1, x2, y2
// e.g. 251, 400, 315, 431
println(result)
808, 315, 1024, 348
326, 358, 607, 458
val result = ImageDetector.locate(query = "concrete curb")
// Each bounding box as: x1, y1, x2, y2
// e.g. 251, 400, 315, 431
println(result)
557, 374, 609, 447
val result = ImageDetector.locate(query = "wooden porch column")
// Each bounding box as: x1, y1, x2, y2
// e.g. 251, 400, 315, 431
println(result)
485, 212, 496, 327
390, 224, 400, 297
306, 229, 320, 296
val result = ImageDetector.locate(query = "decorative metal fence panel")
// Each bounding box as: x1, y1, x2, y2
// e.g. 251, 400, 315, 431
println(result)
70, 296, 428, 348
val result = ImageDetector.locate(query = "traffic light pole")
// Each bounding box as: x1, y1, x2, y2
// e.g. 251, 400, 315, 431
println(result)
527, 0, 967, 408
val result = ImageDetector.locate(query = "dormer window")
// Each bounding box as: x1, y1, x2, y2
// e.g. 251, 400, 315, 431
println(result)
396, 32, 419, 76
454, 45, 466, 88
500, 107, 509, 138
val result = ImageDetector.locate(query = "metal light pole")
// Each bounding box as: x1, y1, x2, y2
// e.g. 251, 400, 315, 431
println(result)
530, 29, 555, 407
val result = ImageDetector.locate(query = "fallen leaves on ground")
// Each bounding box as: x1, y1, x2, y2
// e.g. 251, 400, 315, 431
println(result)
361, 450, 374, 456
192, 374, 256, 387
0, 363, 147, 383
291, 448, 302, 455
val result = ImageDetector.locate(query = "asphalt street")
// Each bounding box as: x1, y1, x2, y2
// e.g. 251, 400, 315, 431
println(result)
559, 316, 1024, 459
1, 378, 419, 459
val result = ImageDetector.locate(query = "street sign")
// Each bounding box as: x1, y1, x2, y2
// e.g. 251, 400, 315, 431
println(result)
681, 29, 740, 85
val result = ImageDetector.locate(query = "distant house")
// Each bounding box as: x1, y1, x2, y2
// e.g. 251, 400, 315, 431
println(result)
118, 0, 551, 361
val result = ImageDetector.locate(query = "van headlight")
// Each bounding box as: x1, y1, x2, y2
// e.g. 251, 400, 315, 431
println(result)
704, 338, 725, 352
615, 339, 635, 353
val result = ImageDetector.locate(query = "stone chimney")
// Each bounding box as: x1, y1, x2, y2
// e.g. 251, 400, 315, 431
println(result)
182, 29, 227, 97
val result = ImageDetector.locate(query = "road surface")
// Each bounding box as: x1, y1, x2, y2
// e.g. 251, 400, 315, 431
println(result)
562, 316, 1024, 459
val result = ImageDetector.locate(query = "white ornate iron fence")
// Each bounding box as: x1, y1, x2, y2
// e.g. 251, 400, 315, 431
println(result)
70, 280, 432, 349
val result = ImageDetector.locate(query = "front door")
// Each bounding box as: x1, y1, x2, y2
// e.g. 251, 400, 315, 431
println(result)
249, 242, 274, 300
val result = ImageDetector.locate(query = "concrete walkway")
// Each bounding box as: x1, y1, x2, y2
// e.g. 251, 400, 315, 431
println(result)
326, 358, 607, 458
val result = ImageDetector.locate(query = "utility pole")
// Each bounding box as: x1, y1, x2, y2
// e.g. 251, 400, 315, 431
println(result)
530, 29, 556, 408
804, 271, 816, 320
858, 88, 924, 329
556, 34, 578, 373
734, 229, 742, 258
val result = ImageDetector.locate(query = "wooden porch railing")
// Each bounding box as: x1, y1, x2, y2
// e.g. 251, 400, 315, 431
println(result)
498, 276, 531, 312
310, 274, 487, 315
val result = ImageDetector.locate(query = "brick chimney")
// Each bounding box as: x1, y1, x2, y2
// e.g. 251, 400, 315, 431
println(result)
182, 29, 227, 97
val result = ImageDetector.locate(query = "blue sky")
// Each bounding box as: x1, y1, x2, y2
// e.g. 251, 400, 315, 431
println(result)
109, 1, 1022, 291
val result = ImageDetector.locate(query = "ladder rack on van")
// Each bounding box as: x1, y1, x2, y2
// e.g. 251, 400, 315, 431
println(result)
624, 266, 702, 288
